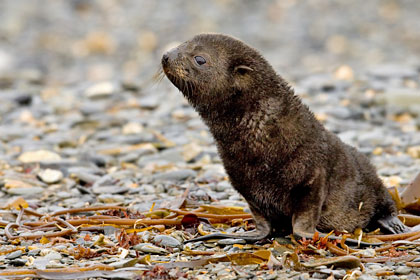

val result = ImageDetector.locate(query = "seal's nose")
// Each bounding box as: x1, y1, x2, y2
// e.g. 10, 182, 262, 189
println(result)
161, 53, 169, 67
162, 48, 180, 68
162, 53, 169, 66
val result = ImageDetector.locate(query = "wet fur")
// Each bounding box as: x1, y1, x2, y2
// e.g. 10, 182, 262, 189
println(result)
162, 33, 407, 241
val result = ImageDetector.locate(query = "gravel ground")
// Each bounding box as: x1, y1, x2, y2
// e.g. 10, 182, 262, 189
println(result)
0, 1, 420, 279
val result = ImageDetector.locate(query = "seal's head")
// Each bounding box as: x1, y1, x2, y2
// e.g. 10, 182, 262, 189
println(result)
162, 34, 277, 111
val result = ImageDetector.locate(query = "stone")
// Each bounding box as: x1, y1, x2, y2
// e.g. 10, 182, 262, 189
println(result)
311, 272, 329, 279
5, 250, 23, 259
138, 95, 160, 109
44, 251, 62, 261
152, 169, 197, 181
18, 150, 61, 163
368, 64, 418, 79
6, 186, 45, 196
384, 88, 420, 111
85, 81, 116, 98
28, 249, 41, 256
356, 275, 376, 280
8, 258, 27, 266
37, 169, 63, 184
14, 94, 33, 106
395, 266, 412, 275
122, 122, 144, 134
154, 235, 182, 248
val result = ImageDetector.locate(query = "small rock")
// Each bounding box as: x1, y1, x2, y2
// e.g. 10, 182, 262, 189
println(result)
28, 249, 41, 256
407, 146, 420, 159
367, 264, 383, 270
37, 169, 63, 184
384, 88, 420, 111
6, 250, 23, 259
215, 181, 232, 192
395, 266, 412, 275
18, 150, 61, 163
44, 251, 62, 261
152, 169, 197, 181
138, 95, 160, 109
85, 81, 116, 98
14, 94, 32, 106
311, 272, 329, 279
6, 186, 44, 197
368, 64, 418, 79
182, 142, 203, 162
294, 273, 310, 280
122, 122, 143, 134
154, 235, 181, 248
8, 258, 27, 266
356, 275, 376, 280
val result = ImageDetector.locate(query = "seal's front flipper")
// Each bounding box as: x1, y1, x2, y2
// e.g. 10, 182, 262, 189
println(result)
377, 215, 410, 234
184, 202, 271, 243
184, 229, 269, 243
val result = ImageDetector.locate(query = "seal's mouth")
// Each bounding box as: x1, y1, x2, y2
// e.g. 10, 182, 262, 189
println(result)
161, 64, 187, 92
161, 53, 196, 97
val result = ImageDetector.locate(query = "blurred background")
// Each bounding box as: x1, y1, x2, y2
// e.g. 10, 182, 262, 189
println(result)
1, 0, 420, 84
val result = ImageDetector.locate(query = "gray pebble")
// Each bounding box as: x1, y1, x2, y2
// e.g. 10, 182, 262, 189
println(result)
356, 275, 377, 280
215, 181, 232, 192
368, 64, 418, 79
152, 169, 197, 181
395, 266, 412, 275
6, 250, 22, 259
154, 235, 181, 248
28, 249, 41, 256
6, 186, 44, 196
294, 273, 310, 280
44, 251, 62, 261
312, 272, 329, 279
70, 171, 101, 184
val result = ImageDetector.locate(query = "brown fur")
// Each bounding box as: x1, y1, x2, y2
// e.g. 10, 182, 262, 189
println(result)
162, 34, 407, 241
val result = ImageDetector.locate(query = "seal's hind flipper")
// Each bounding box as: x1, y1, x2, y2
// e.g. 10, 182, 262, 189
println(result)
377, 215, 410, 234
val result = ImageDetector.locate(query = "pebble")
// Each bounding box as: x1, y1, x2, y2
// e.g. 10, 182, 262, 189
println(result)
6, 186, 44, 196
312, 272, 329, 279
8, 258, 27, 266
37, 169, 63, 184
18, 150, 61, 163
85, 82, 116, 98
28, 249, 41, 256
44, 251, 62, 261
153, 235, 182, 248
367, 65, 418, 79
356, 275, 377, 280
395, 266, 412, 275
152, 169, 197, 181
5, 250, 22, 259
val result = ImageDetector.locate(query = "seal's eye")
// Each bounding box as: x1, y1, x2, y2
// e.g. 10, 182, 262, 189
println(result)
194, 56, 206, 65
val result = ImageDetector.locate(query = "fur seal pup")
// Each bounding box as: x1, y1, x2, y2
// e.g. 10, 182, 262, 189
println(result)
161, 33, 408, 245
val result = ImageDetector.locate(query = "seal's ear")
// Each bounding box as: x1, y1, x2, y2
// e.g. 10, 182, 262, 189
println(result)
234, 65, 254, 75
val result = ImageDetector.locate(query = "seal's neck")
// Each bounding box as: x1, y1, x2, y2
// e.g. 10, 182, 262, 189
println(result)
194, 80, 321, 161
